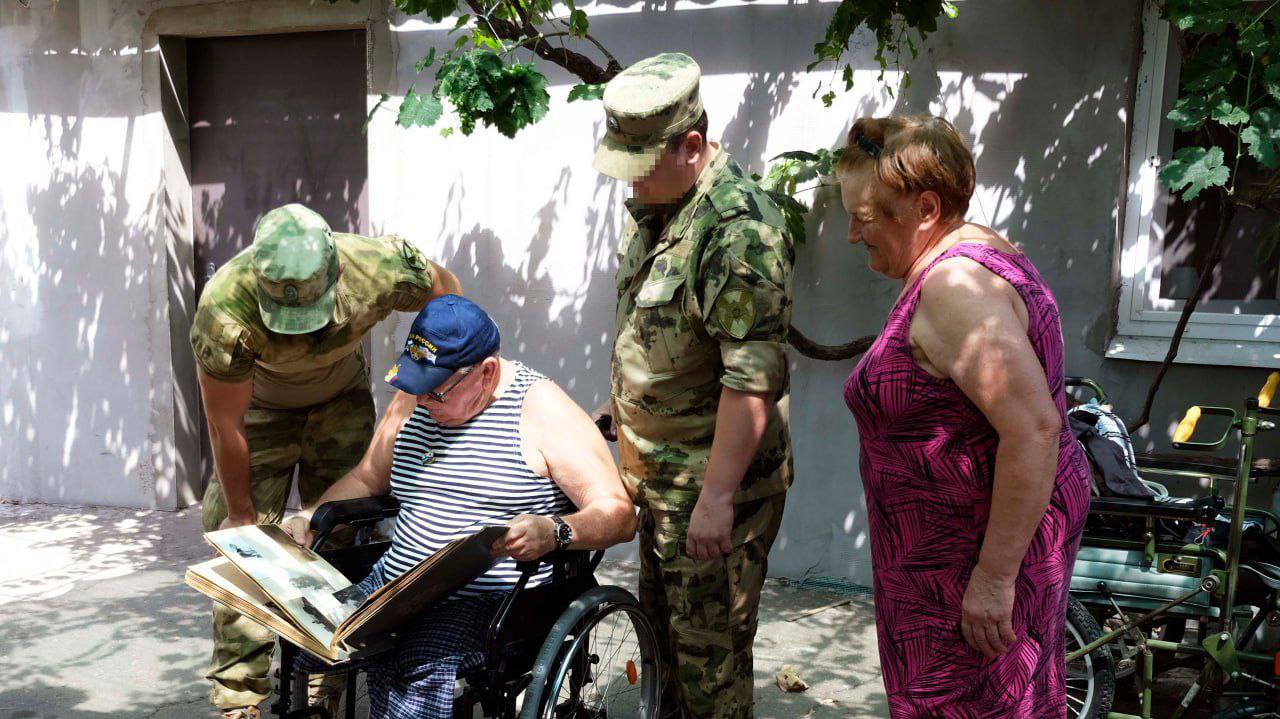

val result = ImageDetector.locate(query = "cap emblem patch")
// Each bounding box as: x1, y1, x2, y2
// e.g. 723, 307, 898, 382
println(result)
283, 285, 299, 303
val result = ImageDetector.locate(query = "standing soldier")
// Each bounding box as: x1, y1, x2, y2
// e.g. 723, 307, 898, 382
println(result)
591, 53, 794, 719
191, 203, 460, 719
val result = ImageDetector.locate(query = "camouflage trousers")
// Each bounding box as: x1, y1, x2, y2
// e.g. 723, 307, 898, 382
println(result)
201, 387, 375, 710
637, 493, 786, 719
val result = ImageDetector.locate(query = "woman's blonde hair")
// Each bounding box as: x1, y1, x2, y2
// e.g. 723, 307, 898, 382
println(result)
836, 115, 976, 221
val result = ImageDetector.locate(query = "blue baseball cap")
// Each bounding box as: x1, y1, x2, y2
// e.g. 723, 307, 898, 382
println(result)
384, 295, 501, 395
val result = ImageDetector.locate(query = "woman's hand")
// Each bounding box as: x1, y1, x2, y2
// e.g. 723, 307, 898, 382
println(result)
280, 514, 314, 548
498, 514, 557, 561
960, 563, 1018, 658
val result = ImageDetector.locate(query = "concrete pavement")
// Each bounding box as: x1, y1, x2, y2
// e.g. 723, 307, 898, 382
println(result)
0, 502, 887, 718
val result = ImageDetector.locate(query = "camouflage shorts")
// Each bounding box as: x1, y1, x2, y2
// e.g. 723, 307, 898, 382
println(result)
202, 386, 375, 709
637, 493, 786, 719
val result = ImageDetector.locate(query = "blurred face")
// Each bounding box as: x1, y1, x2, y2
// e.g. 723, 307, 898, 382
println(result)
417, 356, 500, 426
838, 164, 925, 280
630, 132, 706, 205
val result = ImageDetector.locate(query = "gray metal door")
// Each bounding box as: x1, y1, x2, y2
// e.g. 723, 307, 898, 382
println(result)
187, 29, 369, 490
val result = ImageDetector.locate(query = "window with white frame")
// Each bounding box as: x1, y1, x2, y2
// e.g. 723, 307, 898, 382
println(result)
1108, 1, 1280, 368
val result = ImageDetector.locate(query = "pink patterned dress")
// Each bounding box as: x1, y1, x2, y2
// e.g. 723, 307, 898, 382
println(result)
843, 243, 1091, 718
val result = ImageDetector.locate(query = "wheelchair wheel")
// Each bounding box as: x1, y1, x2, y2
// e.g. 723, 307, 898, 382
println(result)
1066, 596, 1116, 719
521, 586, 661, 719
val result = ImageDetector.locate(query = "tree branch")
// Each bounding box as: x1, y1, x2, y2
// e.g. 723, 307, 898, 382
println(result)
1127, 190, 1238, 432
787, 324, 877, 361
461, 0, 621, 83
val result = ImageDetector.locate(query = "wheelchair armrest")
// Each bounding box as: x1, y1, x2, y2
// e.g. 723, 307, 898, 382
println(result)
309, 495, 401, 535
513, 549, 603, 578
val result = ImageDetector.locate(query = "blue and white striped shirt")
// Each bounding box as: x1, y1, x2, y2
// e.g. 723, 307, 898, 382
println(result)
379, 362, 572, 595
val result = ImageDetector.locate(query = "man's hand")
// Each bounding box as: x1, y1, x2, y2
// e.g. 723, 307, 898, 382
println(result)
686, 493, 734, 560
590, 401, 616, 442
497, 514, 557, 561
218, 513, 257, 531
281, 514, 314, 548
960, 563, 1018, 658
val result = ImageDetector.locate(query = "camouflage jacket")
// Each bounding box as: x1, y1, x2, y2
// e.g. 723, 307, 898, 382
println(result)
611, 148, 794, 515
190, 233, 436, 409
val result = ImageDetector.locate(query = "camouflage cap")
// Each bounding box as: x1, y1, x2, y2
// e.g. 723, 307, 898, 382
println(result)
251, 203, 340, 335
593, 52, 704, 182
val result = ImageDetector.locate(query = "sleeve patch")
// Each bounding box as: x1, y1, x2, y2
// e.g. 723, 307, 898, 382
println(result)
712, 288, 756, 340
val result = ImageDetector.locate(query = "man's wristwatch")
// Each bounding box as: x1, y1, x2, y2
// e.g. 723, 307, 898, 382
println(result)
550, 515, 574, 550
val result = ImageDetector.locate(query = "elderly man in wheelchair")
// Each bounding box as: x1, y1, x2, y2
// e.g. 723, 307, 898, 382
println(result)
274, 295, 657, 719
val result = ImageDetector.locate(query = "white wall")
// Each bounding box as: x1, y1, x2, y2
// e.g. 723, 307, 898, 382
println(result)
3, 0, 1203, 586
0, 2, 175, 508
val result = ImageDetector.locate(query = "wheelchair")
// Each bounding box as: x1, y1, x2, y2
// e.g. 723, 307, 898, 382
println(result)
268, 495, 662, 719
1062, 375, 1280, 719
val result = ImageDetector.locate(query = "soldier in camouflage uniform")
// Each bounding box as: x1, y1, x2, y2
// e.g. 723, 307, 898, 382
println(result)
592, 54, 794, 719
190, 203, 460, 719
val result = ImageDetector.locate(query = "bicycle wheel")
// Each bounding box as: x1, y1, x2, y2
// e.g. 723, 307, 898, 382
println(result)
521, 586, 661, 719
1066, 596, 1116, 719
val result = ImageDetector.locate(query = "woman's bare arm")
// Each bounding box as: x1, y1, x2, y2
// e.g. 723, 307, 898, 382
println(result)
913, 257, 1062, 658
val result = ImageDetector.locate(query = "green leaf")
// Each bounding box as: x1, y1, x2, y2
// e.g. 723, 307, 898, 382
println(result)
1182, 40, 1236, 93
568, 9, 589, 37
567, 83, 605, 102
440, 126, 455, 138
1168, 94, 1211, 131
395, 0, 460, 22
767, 190, 811, 245
1242, 106, 1280, 169
1265, 64, 1280, 102
1210, 89, 1250, 126
1238, 22, 1268, 55
472, 27, 503, 51
1158, 145, 1230, 200
821, 90, 836, 107
436, 51, 550, 137
842, 64, 854, 92
396, 89, 444, 128
1162, 0, 1247, 34
942, 1, 958, 19
414, 48, 437, 73
450, 14, 471, 33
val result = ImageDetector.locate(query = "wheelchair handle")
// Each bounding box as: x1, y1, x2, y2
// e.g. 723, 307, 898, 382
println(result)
1259, 372, 1280, 409
1173, 406, 1201, 444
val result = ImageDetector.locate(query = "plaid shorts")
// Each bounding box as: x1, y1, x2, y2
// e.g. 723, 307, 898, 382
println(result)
304, 569, 507, 719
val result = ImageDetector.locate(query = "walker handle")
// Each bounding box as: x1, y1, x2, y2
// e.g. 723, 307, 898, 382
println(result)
1173, 406, 1202, 444
1259, 372, 1280, 408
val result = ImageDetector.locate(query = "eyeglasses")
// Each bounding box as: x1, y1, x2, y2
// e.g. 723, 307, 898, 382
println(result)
426, 366, 474, 403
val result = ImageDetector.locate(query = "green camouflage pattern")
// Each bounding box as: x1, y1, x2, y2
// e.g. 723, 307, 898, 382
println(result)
611, 149, 795, 513
201, 387, 375, 709
594, 52, 705, 181
191, 231, 436, 410
638, 494, 785, 719
252, 204, 341, 335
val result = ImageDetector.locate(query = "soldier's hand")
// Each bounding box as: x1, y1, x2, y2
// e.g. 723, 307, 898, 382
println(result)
280, 514, 314, 548
686, 494, 734, 560
591, 401, 617, 442
498, 514, 557, 561
219, 513, 257, 532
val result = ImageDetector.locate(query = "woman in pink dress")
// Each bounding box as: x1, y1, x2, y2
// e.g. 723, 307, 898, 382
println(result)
838, 115, 1091, 718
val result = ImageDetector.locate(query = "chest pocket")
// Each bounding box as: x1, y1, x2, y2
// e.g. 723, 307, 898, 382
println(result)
633, 269, 695, 377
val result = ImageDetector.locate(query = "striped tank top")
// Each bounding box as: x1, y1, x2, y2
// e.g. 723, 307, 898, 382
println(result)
379, 362, 572, 596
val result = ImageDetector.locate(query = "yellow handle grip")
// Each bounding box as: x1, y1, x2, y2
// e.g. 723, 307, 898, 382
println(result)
1173, 406, 1202, 443
1260, 372, 1280, 408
